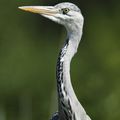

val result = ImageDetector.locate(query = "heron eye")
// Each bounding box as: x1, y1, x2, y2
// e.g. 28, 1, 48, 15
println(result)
62, 8, 70, 14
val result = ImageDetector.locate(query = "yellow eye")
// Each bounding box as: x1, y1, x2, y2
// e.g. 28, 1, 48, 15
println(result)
62, 8, 70, 14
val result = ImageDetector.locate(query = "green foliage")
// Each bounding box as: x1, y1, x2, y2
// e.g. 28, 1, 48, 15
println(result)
0, 0, 120, 120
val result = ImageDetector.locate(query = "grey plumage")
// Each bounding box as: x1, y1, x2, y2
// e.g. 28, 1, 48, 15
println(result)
19, 2, 91, 120
55, 2, 81, 12
50, 112, 59, 120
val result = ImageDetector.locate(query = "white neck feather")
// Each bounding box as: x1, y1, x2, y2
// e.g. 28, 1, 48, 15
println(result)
56, 17, 91, 120
62, 27, 83, 103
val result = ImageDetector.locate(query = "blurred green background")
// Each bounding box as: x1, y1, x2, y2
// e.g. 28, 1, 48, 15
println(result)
0, 0, 120, 120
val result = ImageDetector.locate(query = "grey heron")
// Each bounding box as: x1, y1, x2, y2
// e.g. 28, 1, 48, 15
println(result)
19, 2, 91, 120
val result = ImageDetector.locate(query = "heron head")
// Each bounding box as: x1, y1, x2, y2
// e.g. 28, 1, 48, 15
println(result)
19, 2, 84, 31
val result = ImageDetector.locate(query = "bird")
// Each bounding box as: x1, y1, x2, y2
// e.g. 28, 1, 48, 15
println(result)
19, 2, 91, 120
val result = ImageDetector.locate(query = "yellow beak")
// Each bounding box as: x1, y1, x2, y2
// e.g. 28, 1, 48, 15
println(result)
18, 6, 58, 16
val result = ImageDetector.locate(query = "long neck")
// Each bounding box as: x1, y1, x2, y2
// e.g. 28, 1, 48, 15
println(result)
56, 25, 84, 119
